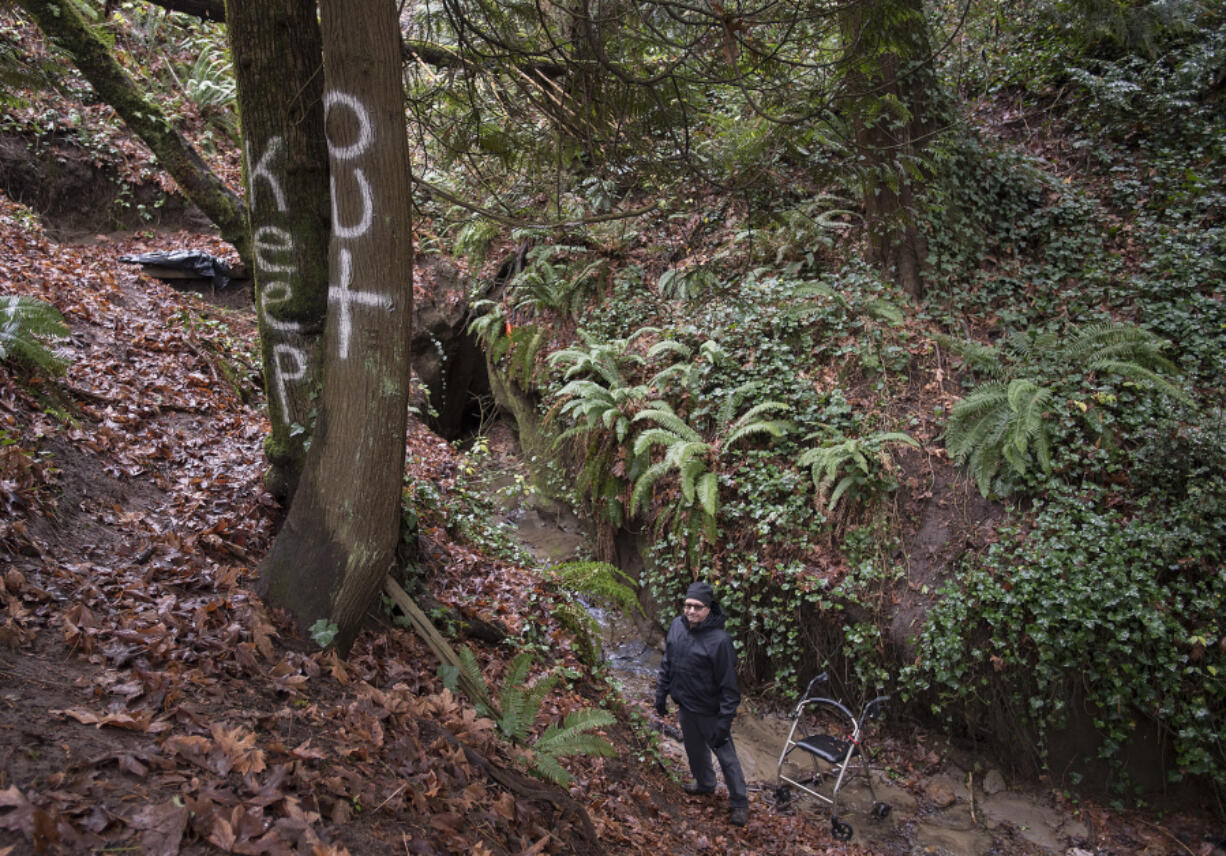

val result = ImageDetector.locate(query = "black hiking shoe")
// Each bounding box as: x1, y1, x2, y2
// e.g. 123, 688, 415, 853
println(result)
683, 783, 714, 796
730, 806, 748, 827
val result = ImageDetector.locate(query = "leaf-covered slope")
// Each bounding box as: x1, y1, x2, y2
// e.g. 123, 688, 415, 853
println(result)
0, 190, 897, 854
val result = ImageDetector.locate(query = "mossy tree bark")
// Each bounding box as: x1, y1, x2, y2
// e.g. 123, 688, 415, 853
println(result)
17, 0, 250, 264
258, 0, 415, 653
838, 0, 945, 299
225, 0, 330, 500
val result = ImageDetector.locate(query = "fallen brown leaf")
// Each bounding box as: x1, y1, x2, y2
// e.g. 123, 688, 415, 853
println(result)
130, 799, 189, 856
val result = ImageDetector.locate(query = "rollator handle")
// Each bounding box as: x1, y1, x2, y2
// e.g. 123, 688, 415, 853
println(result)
802, 671, 830, 699
862, 696, 890, 720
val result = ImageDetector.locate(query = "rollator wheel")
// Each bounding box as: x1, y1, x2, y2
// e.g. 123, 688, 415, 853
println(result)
871, 801, 892, 820
774, 784, 792, 809
831, 819, 854, 841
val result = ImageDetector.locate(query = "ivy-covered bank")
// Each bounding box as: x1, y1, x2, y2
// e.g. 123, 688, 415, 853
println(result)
903, 484, 1226, 799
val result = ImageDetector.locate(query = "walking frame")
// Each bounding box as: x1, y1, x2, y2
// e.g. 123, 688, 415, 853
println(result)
775, 672, 891, 841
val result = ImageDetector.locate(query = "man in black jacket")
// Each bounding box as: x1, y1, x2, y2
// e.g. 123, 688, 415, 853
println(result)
654, 581, 749, 827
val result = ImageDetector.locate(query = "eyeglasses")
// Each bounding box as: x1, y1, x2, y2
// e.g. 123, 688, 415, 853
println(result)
683, 602, 708, 612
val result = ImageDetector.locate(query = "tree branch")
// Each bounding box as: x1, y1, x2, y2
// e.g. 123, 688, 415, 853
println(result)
21, 0, 250, 263
139, 0, 225, 23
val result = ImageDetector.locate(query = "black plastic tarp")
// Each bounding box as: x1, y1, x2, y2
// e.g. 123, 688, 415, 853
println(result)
119, 249, 233, 290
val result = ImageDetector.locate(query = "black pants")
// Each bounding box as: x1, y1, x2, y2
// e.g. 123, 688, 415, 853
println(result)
678, 708, 748, 808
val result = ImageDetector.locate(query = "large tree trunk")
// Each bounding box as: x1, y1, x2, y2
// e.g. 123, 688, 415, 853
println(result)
259, 0, 416, 653
838, 0, 943, 299
225, 0, 330, 500
18, 0, 250, 263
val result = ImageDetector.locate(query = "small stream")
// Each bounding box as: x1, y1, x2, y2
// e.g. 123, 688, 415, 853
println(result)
486, 437, 1102, 856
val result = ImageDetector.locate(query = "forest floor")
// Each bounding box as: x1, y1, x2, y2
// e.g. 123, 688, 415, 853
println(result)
1, 186, 1223, 855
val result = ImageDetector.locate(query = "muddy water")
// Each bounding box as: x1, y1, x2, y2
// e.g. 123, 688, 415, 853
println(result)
495, 460, 1097, 856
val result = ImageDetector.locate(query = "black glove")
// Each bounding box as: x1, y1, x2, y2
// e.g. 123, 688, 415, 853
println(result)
654, 699, 668, 717
711, 722, 731, 748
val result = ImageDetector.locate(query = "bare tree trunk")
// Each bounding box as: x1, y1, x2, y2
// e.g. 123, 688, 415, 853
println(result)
225, 0, 330, 500
259, 0, 416, 653
18, 0, 250, 264
838, 0, 943, 299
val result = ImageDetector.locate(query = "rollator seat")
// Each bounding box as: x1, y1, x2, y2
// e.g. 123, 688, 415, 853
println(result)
795, 734, 858, 763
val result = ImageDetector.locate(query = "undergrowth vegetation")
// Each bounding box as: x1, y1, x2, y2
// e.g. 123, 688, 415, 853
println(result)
447, 0, 1225, 803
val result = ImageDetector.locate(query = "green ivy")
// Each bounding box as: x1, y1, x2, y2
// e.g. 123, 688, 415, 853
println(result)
900, 485, 1226, 798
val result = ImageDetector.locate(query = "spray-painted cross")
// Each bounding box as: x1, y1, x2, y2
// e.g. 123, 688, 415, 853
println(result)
325, 90, 393, 360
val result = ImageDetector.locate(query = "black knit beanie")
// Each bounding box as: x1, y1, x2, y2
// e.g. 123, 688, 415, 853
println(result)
685, 581, 714, 607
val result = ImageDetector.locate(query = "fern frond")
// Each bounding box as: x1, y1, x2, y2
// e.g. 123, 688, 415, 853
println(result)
529, 752, 573, 785
629, 459, 670, 515
646, 339, 692, 361
872, 432, 921, 449
1002, 330, 1041, 364
554, 561, 642, 616
648, 363, 687, 389
933, 333, 1004, 378
0, 295, 70, 374
558, 382, 613, 417
498, 686, 529, 741
677, 456, 706, 505
696, 339, 727, 364
724, 399, 792, 446
664, 439, 708, 470
1067, 321, 1153, 355
534, 709, 616, 753
945, 382, 1010, 464
1002, 438, 1031, 476
504, 651, 535, 693
967, 435, 1004, 497
797, 444, 848, 487
633, 426, 685, 455
1006, 379, 1052, 455
827, 474, 858, 510
450, 646, 494, 718
946, 382, 1019, 495
790, 280, 841, 303
716, 381, 764, 427
724, 418, 791, 447
695, 471, 719, 519
627, 325, 662, 344
523, 674, 558, 725
863, 298, 904, 325
534, 710, 617, 765
633, 408, 703, 443
547, 336, 641, 388
1033, 421, 1052, 474
1088, 358, 1190, 402
729, 399, 789, 428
